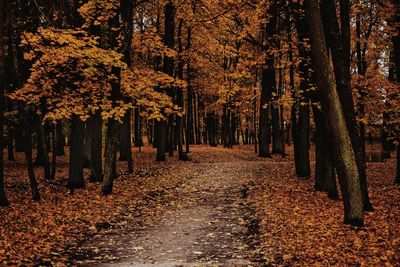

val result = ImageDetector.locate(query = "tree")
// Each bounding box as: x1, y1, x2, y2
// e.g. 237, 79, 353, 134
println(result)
320, 0, 373, 211
293, 0, 311, 178
0, 0, 9, 206
258, 2, 278, 158
304, 0, 364, 226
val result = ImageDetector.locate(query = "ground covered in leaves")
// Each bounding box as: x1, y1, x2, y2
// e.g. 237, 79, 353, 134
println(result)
249, 147, 400, 266
0, 145, 399, 266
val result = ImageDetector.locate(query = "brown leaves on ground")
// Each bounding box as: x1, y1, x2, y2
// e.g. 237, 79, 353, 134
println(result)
0, 147, 195, 266
249, 146, 400, 266
1, 145, 399, 266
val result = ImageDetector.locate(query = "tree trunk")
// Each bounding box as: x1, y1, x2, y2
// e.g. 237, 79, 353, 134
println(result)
186, 27, 194, 149
14, 129, 25, 152
271, 101, 282, 154
0, 0, 9, 206
7, 125, 14, 160
396, 145, 400, 185
391, 0, 400, 184
322, 0, 372, 211
313, 106, 338, 199
83, 118, 93, 168
102, 67, 121, 194
294, 1, 311, 178
297, 104, 310, 178
156, 0, 175, 161
134, 107, 143, 147
68, 115, 85, 189
89, 110, 102, 182
23, 129, 40, 201
176, 19, 184, 159
304, 0, 364, 226
119, 110, 133, 175
119, 0, 133, 171
51, 125, 56, 180
56, 122, 65, 156
35, 116, 51, 181
355, 10, 372, 211
259, 66, 273, 158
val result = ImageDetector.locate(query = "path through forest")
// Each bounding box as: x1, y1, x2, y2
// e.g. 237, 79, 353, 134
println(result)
67, 148, 266, 266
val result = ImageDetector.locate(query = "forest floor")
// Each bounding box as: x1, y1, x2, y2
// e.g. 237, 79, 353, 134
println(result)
0, 145, 399, 266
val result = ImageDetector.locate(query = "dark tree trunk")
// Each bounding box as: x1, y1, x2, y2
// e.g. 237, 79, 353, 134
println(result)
271, 100, 282, 154
259, 64, 273, 158
56, 122, 65, 156
119, 110, 130, 161
156, 0, 175, 161
391, 0, 400, 184
102, 67, 121, 194
354, 8, 373, 211
122, 110, 133, 173
35, 116, 51, 181
89, 110, 102, 182
7, 125, 14, 160
14, 129, 25, 152
297, 104, 310, 177
168, 114, 175, 157
207, 113, 217, 147
23, 129, 40, 201
313, 106, 338, 199
294, 1, 311, 178
258, 4, 277, 157
0, 0, 9, 206
68, 115, 85, 189
304, 0, 364, 226
134, 107, 143, 147
51, 125, 56, 180
321, 0, 372, 211
155, 121, 167, 161
195, 94, 202, 144
186, 27, 194, 149
83, 118, 93, 168
176, 19, 184, 159
291, 105, 300, 168
119, 0, 133, 172
253, 86, 258, 154
396, 145, 400, 185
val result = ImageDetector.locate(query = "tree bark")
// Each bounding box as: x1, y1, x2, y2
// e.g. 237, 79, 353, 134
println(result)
7, 125, 14, 160
119, 0, 133, 172
322, 0, 372, 211
313, 106, 338, 199
89, 110, 102, 182
259, 64, 273, 158
294, 1, 311, 178
395, 145, 400, 185
134, 107, 143, 147
56, 122, 65, 156
35, 115, 51, 181
304, 0, 364, 226
392, 0, 400, 185
102, 67, 121, 194
176, 19, 184, 159
68, 115, 85, 189
23, 129, 40, 201
83, 118, 93, 168
156, 0, 175, 161
0, 0, 9, 206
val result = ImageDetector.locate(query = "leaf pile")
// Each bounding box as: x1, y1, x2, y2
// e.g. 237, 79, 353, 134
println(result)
249, 146, 400, 266
0, 147, 195, 266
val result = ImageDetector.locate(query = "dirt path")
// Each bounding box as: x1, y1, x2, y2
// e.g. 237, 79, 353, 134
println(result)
68, 148, 266, 266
